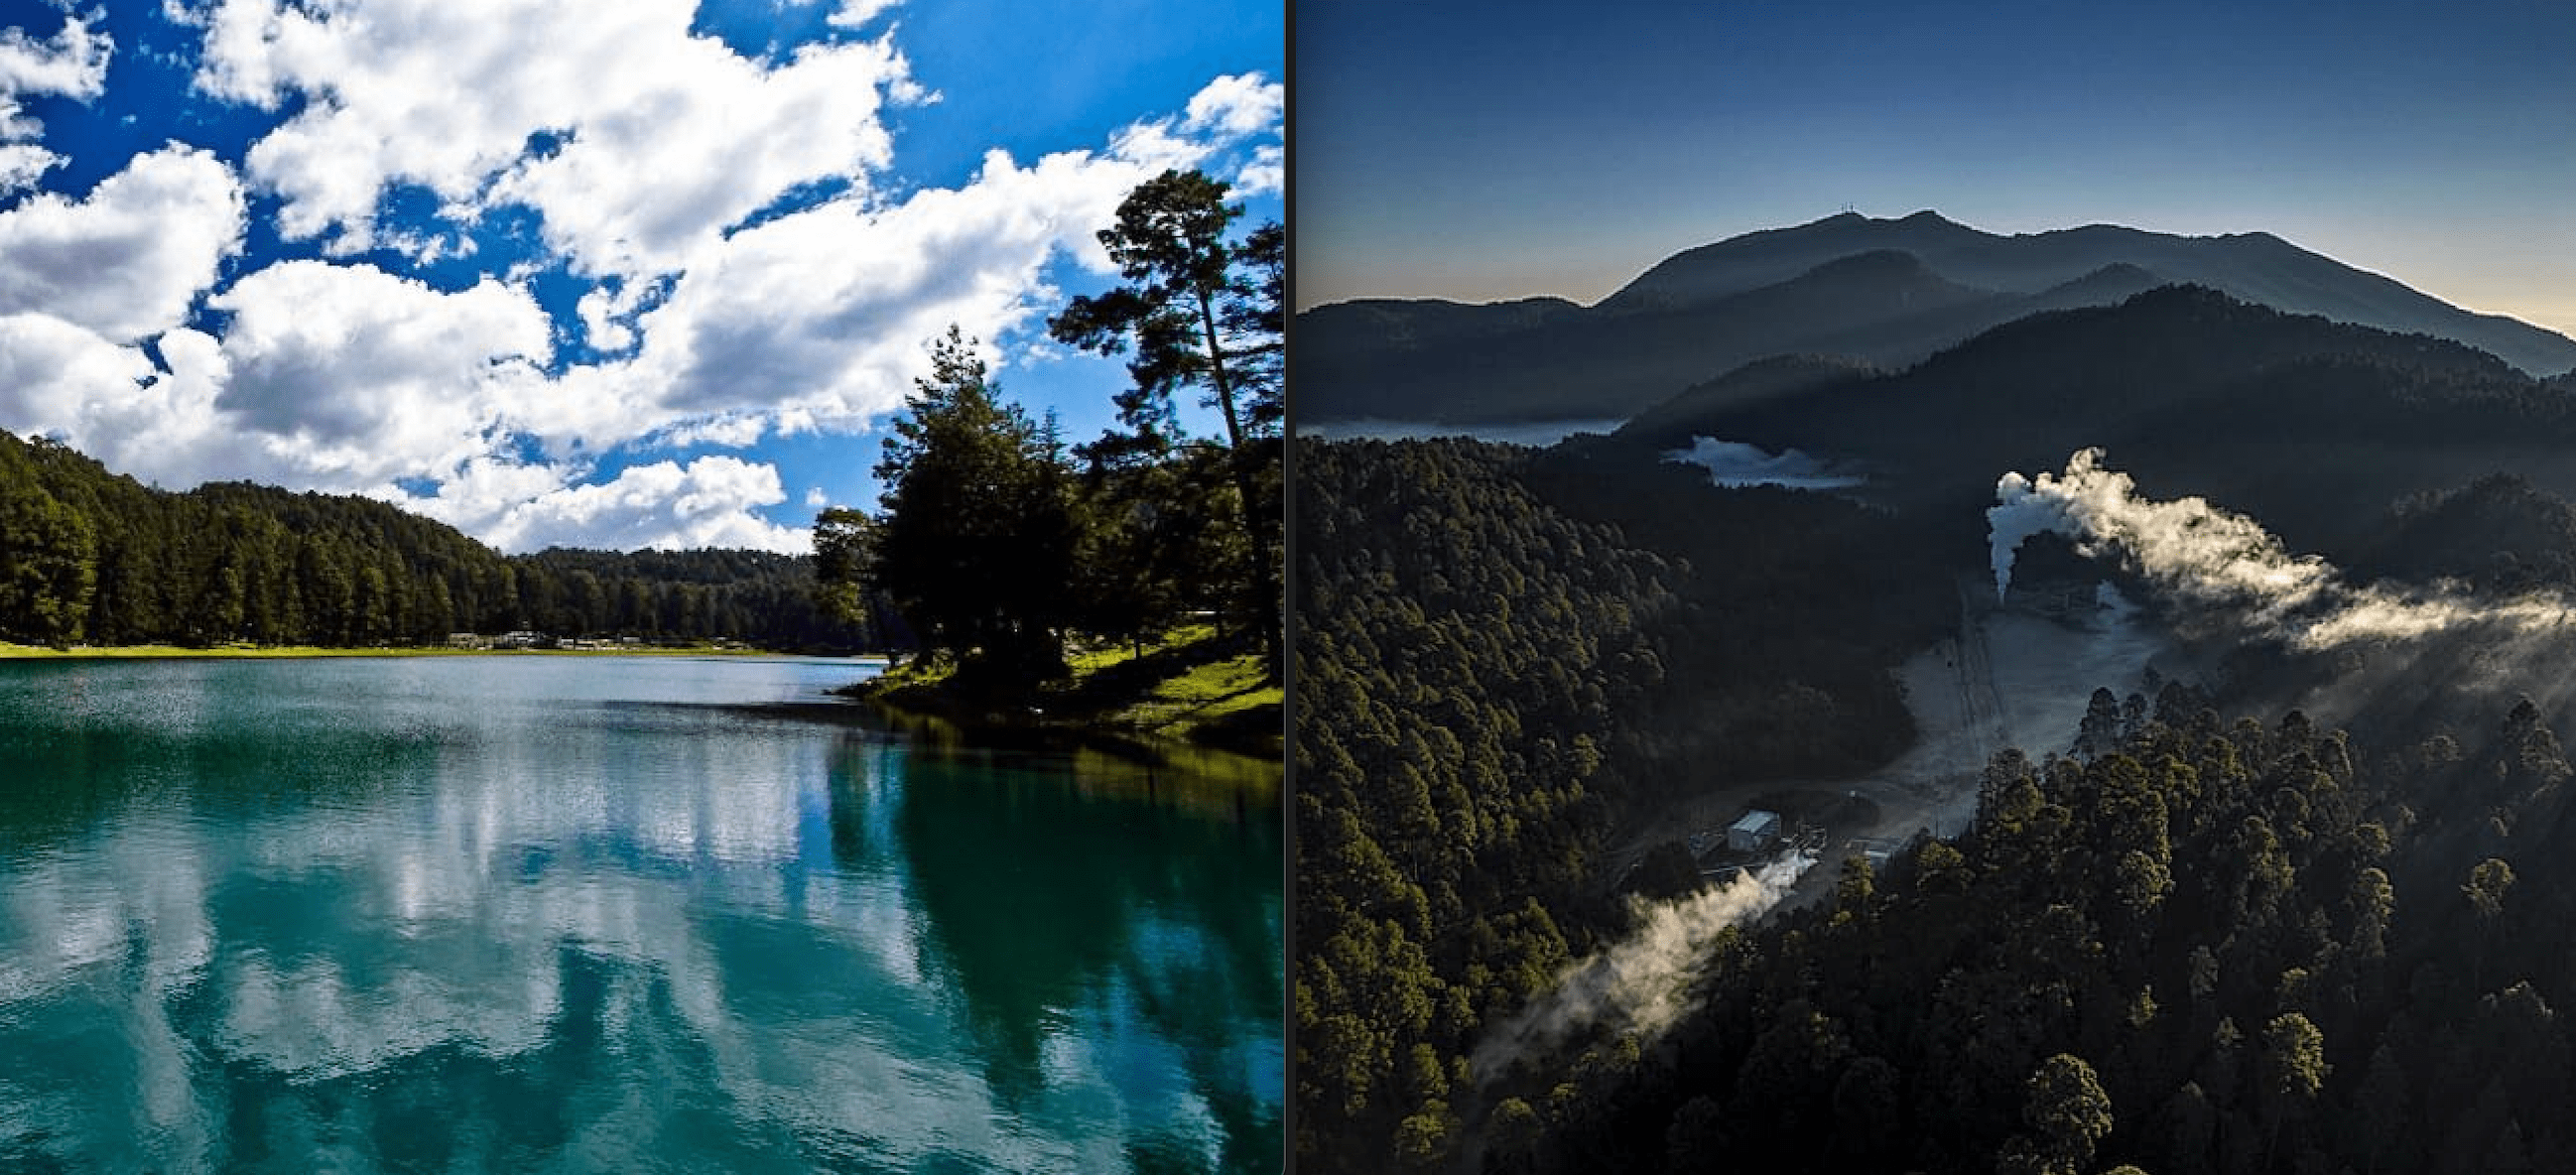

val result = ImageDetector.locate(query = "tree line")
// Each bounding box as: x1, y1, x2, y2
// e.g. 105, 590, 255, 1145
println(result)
815, 169, 1282, 692
0, 429, 856, 650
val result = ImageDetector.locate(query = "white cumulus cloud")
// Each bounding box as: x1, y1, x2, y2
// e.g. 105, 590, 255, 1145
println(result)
0, 145, 245, 341
1236, 143, 1282, 197
6, 10, 1288, 555
0, 315, 243, 490
588, 143, 1168, 437
577, 71, 1282, 448
208, 260, 552, 487
475, 456, 808, 554
0, 12, 111, 142
0, 143, 60, 193
828, 0, 903, 30
193, 0, 913, 274
1182, 71, 1280, 140
0, 310, 153, 438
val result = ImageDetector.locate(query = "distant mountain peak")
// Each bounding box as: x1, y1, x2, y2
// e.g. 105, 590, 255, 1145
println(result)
1296, 210, 2576, 426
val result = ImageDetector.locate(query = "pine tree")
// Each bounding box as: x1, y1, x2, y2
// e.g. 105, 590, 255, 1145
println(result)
1049, 169, 1282, 662
861, 326, 1079, 687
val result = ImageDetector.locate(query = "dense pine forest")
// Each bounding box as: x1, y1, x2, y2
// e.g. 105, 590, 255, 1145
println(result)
1295, 438, 1952, 1167
1301, 427, 2576, 1174
1511, 688, 2576, 1175
0, 428, 857, 651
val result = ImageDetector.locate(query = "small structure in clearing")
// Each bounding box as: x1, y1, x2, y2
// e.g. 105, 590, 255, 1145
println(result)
1728, 809, 1782, 852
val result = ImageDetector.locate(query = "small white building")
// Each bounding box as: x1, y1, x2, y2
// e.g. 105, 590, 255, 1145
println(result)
1728, 810, 1782, 852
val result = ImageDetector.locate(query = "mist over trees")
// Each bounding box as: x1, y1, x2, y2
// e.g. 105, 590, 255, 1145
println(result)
1517, 685, 2576, 1175
1302, 410, 2576, 1173
0, 429, 855, 650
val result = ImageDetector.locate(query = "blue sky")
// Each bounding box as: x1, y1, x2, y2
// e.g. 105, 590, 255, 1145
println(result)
0, 0, 1280, 552
1296, 0, 2576, 337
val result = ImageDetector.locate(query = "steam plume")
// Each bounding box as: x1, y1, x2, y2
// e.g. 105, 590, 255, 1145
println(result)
1472, 849, 1815, 1084
1988, 448, 2567, 650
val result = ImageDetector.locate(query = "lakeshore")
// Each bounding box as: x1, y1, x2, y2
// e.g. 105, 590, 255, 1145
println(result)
847, 625, 1283, 761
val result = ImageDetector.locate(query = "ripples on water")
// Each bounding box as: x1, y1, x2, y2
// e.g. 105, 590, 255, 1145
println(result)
0, 656, 1282, 1173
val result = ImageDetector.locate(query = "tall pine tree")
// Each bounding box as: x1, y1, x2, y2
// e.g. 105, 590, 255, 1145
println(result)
861, 326, 1079, 687
1049, 169, 1282, 664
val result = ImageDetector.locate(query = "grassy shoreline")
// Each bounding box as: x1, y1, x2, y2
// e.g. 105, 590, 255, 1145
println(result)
849, 625, 1282, 761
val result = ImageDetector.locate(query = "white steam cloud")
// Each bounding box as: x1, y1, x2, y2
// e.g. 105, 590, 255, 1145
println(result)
1472, 849, 1815, 1084
1988, 448, 2569, 650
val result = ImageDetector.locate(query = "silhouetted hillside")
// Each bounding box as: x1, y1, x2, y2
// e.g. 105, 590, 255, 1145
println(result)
1608, 211, 2576, 376
1600, 209, 1994, 312
2022, 261, 2164, 313
1614, 354, 1879, 449
1298, 249, 2017, 424
1297, 212, 2576, 426
1662, 286, 2576, 558
2350, 474, 2576, 592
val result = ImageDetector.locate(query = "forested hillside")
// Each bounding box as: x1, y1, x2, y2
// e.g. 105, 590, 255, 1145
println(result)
0, 430, 856, 650
1301, 431, 2576, 1174
1516, 690, 2576, 1175
1294, 439, 1949, 1168
1651, 286, 2576, 558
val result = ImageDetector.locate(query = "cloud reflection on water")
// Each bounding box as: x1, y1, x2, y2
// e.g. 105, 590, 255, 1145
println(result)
0, 657, 1279, 1172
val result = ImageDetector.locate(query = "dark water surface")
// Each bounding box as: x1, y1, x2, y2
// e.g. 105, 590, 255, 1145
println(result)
0, 656, 1281, 1173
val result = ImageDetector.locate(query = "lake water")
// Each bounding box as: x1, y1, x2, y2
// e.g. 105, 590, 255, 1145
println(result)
0, 655, 1281, 1173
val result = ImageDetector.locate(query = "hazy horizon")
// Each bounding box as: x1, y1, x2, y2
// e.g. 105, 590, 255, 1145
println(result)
1295, 0, 2576, 337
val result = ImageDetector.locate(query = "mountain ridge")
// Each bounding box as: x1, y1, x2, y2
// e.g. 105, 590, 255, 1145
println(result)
1297, 211, 2576, 424
1611, 283, 2576, 560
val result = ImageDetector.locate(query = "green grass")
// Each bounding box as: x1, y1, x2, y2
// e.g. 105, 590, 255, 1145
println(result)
1066, 622, 1220, 674
1108, 649, 1279, 738
864, 652, 959, 691
857, 624, 1281, 759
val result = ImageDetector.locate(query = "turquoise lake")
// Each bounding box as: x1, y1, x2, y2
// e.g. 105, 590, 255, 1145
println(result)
0, 655, 1282, 1172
